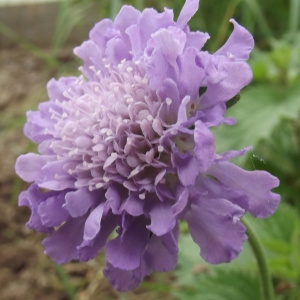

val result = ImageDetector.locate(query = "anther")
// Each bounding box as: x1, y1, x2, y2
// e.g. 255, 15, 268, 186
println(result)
166, 98, 172, 106
95, 183, 104, 189
139, 193, 146, 200
158, 145, 164, 152
146, 115, 153, 121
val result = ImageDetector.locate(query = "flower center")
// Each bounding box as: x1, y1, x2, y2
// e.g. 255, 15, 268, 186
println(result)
48, 59, 168, 192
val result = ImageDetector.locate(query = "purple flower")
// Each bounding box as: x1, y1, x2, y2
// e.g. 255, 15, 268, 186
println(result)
15, 0, 279, 292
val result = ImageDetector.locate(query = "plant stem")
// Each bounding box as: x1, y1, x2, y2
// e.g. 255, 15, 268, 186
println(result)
55, 264, 78, 300
110, 0, 121, 19
242, 217, 275, 300
243, 0, 274, 42
289, 0, 300, 34
211, 0, 241, 52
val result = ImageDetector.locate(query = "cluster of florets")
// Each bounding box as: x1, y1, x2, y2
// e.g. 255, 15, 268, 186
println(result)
15, 0, 279, 291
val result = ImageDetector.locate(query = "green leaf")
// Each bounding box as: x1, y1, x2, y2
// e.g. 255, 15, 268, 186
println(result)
55, 264, 78, 300
262, 239, 291, 255
176, 234, 207, 286
246, 204, 300, 280
173, 268, 260, 300
268, 257, 299, 280
175, 204, 300, 297
243, 118, 300, 212
175, 234, 260, 300
250, 203, 300, 243
213, 84, 300, 161
250, 48, 283, 83
176, 228, 256, 278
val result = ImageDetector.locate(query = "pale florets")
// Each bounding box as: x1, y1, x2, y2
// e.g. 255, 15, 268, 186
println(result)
48, 59, 170, 194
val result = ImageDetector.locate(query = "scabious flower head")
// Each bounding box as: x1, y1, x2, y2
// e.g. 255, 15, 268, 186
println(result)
15, 0, 280, 291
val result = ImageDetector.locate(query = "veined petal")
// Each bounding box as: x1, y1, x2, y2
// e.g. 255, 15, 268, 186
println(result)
178, 47, 206, 97
24, 102, 55, 143
42, 216, 86, 264
38, 193, 69, 227
215, 146, 252, 162
89, 19, 114, 48
63, 188, 100, 218
199, 59, 253, 109
177, 0, 199, 28
150, 27, 186, 66
103, 260, 151, 292
78, 215, 117, 262
208, 161, 280, 218
83, 203, 105, 241
138, 7, 174, 49
145, 224, 179, 271
198, 176, 249, 210
105, 183, 128, 214
18, 184, 53, 233
15, 153, 51, 183
173, 150, 201, 186
122, 192, 145, 216
106, 217, 149, 270
185, 196, 246, 264
194, 120, 215, 172
215, 19, 254, 60
114, 5, 141, 33
147, 201, 176, 236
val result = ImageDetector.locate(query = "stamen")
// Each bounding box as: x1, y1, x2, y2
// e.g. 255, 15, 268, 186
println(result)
129, 167, 140, 178
158, 145, 164, 152
126, 97, 134, 104
166, 98, 172, 106
139, 192, 146, 200
146, 115, 153, 121
95, 183, 104, 189
43, 58, 163, 193
111, 152, 118, 159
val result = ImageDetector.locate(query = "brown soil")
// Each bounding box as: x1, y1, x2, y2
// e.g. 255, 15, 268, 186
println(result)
0, 47, 174, 300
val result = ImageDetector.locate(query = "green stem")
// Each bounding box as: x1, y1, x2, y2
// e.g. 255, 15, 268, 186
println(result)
55, 264, 78, 300
210, 0, 241, 52
289, 0, 300, 34
110, 0, 121, 19
242, 217, 275, 300
243, 0, 274, 42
